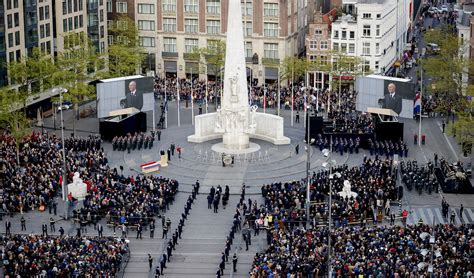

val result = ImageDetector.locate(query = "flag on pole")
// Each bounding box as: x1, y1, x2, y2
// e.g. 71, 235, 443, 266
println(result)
414, 92, 421, 115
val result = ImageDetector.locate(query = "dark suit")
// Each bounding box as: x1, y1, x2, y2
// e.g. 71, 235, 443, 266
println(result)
382, 92, 402, 115
125, 90, 144, 111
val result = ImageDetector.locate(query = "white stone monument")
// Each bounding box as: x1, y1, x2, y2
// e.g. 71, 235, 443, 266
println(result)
67, 172, 88, 200
338, 180, 358, 199
187, 0, 290, 153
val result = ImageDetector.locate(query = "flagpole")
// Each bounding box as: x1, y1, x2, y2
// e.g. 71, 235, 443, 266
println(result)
263, 69, 266, 113
277, 67, 281, 116
165, 78, 168, 129
291, 66, 294, 127
304, 71, 308, 128
418, 69, 423, 146
191, 68, 194, 125
205, 75, 208, 113
177, 76, 180, 127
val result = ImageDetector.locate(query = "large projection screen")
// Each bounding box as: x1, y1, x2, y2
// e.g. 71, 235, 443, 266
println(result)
97, 76, 154, 118
356, 75, 415, 119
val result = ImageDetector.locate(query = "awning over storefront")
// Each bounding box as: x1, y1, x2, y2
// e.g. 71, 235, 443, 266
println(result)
264, 67, 278, 80
164, 61, 177, 73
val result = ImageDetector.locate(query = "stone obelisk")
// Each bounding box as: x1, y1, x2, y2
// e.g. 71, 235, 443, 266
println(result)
218, 0, 251, 150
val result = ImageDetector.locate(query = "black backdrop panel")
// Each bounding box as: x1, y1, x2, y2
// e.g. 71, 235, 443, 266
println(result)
305, 115, 323, 140
99, 112, 147, 140
375, 122, 404, 142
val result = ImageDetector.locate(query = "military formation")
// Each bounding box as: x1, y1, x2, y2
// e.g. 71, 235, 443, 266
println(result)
367, 139, 409, 158
64, 135, 101, 151
400, 160, 439, 194
112, 132, 158, 153
315, 135, 361, 155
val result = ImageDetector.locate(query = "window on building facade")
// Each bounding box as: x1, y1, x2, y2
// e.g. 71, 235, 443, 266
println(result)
138, 4, 155, 14
376, 25, 380, 37
245, 41, 252, 57
74, 16, 78, 29
14, 13, 19, 27
375, 61, 379, 70
100, 25, 104, 38
362, 13, 371, 19
333, 42, 339, 51
243, 21, 253, 36
185, 38, 198, 52
14, 31, 20, 46
333, 30, 339, 39
264, 3, 278, 17
45, 6, 49, 19
341, 43, 347, 53
363, 25, 371, 37
320, 41, 328, 49
363, 60, 370, 72
184, 0, 198, 13
68, 17, 73, 30
74, 0, 78, 12
40, 25, 45, 38
116, 1, 127, 13
241, 0, 252, 16
100, 10, 104, 22
63, 19, 67, 31
163, 18, 176, 32
375, 42, 380, 54
348, 43, 354, 53
7, 15, 12, 28
206, 0, 220, 14
376, 14, 381, 19
78, 0, 83, 10
138, 20, 155, 31
39, 7, 44, 20
264, 43, 278, 59
264, 22, 278, 37
309, 40, 317, 50
163, 0, 176, 12
206, 20, 220, 34
13, 0, 18, 8
67, 0, 72, 13
8, 33, 13, 48
314, 29, 322, 36
362, 42, 370, 55
163, 37, 177, 52
79, 14, 84, 27
185, 19, 198, 33
106, 0, 112, 12
349, 31, 355, 39
117, 20, 128, 30
341, 30, 348, 40
207, 39, 219, 50
139, 36, 156, 47
108, 35, 113, 45
7, 0, 12, 10
45, 23, 50, 36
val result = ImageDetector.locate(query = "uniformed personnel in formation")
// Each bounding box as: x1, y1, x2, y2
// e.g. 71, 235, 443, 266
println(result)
112, 132, 154, 152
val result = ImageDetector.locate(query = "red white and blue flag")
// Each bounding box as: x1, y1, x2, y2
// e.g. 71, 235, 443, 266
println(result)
414, 92, 421, 115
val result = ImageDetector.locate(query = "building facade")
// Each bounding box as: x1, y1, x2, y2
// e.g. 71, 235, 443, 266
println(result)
0, 0, 108, 86
305, 8, 337, 89
330, 0, 410, 75
107, 0, 312, 84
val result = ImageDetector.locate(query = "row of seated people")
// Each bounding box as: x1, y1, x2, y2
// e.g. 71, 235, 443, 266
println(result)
1, 234, 129, 277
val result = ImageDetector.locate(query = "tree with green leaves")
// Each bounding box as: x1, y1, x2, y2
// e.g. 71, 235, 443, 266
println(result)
7, 47, 57, 112
421, 25, 474, 154
279, 57, 308, 84
191, 39, 226, 79
421, 25, 474, 110
53, 32, 100, 134
0, 88, 31, 164
328, 51, 366, 111
106, 16, 145, 78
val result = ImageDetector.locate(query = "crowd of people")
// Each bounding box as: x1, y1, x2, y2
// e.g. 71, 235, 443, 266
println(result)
0, 132, 101, 215
261, 157, 399, 230
1, 234, 129, 277
324, 112, 375, 135
251, 224, 473, 277
315, 136, 361, 156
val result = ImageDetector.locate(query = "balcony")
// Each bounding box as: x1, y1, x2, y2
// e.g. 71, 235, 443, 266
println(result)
183, 52, 199, 60
262, 58, 280, 65
162, 52, 178, 58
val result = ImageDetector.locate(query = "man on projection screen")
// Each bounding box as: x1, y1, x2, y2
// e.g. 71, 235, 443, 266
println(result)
124, 81, 143, 111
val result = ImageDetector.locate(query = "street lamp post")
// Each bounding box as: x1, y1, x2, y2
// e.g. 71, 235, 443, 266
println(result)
58, 88, 68, 220
305, 108, 313, 227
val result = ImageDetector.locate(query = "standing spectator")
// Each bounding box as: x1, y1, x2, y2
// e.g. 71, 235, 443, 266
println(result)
232, 253, 238, 272
149, 254, 153, 269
